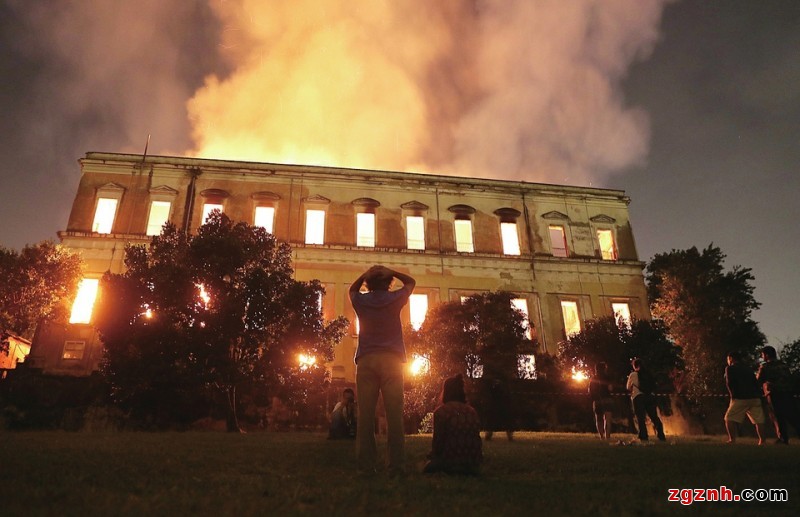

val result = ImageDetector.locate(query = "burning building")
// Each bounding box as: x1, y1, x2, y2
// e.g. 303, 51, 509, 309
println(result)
27, 152, 649, 382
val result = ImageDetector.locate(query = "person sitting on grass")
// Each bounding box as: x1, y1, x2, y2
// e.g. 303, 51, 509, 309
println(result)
423, 374, 483, 475
724, 351, 765, 445
328, 388, 357, 440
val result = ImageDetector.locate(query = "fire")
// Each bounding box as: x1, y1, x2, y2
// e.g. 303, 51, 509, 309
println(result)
198, 284, 211, 307
409, 354, 430, 376
69, 278, 99, 324
571, 366, 589, 383
298, 353, 316, 370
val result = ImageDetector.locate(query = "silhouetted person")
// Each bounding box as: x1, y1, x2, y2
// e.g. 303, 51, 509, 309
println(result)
626, 358, 665, 441
424, 374, 482, 475
350, 265, 415, 475
589, 362, 614, 441
724, 351, 765, 445
757, 345, 800, 444
329, 388, 357, 440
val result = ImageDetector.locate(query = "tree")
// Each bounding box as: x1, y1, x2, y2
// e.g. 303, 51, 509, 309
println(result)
405, 291, 530, 426
779, 339, 800, 391
0, 241, 82, 352
646, 245, 764, 397
94, 212, 347, 430
558, 317, 683, 392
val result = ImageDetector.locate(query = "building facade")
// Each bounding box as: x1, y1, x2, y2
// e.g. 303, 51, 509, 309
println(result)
28, 152, 650, 381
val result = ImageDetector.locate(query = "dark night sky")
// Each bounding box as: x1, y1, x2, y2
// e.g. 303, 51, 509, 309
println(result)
1, 0, 798, 346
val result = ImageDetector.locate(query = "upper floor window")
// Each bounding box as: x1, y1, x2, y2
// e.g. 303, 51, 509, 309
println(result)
511, 298, 532, 339
254, 206, 275, 233
305, 209, 326, 244
69, 278, 99, 324
92, 198, 118, 234
612, 302, 631, 327
449, 204, 476, 253
548, 225, 568, 257
146, 201, 171, 236
202, 203, 223, 224
560, 300, 581, 337
409, 293, 429, 330
597, 229, 617, 260
500, 223, 521, 255
357, 213, 376, 247
406, 216, 425, 250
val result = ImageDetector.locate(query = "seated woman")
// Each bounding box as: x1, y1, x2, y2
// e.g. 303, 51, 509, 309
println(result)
423, 374, 482, 475
328, 388, 357, 439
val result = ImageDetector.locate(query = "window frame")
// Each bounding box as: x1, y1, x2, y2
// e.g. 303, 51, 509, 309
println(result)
548, 224, 569, 258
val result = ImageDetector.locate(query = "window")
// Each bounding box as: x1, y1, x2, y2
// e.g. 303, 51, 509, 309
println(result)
406, 216, 425, 250
612, 302, 631, 327
305, 209, 326, 244
597, 229, 617, 260
92, 198, 118, 234
202, 203, 223, 224
454, 219, 474, 253
356, 213, 376, 247
500, 222, 521, 255
254, 206, 275, 233
511, 298, 532, 339
146, 201, 171, 236
560, 300, 581, 337
549, 225, 568, 257
517, 354, 536, 380
69, 278, 99, 324
409, 293, 428, 330
62, 341, 86, 360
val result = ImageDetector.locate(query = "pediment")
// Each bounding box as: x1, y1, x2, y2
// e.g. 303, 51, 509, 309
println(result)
251, 191, 282, 201
352, 197, 381, 208
149, 185, 179, 197
200, 188, 230, 199
542, 210, 569, 221
589, 214, 616, 224
493, 207, 521, 221
401, 200, 429, 211
447, 204, 476, 216
303, 194, 330, 204
96, 182, 126, 194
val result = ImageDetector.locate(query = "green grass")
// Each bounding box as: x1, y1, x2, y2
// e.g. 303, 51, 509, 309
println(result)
1, 431, 798, 516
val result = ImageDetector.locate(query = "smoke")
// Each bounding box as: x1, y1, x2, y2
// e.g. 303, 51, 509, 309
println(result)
189, 0, 670, 185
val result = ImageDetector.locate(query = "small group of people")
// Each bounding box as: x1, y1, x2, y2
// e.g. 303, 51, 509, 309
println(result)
724, 346, 800, 445
587, 358, 666, 443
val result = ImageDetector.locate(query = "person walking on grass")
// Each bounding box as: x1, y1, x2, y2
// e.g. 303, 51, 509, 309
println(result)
626, 358, 666, 442
349, 265, 415, 475
589, 362, 615, 441
757, 345, 800, 445
724, 351, 765, 445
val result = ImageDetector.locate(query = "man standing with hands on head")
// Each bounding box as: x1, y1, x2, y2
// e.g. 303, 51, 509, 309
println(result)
349, 265, 416, 475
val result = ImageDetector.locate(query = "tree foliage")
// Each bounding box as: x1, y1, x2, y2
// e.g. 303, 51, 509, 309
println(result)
93, 212, 347, 430
0, 241, 82, 350
557, 317, 683, 392
646, 245, 764, 397
405, 291, 531, 426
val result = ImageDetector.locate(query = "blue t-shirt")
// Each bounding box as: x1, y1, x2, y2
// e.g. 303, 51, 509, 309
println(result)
350, 288, 411, 363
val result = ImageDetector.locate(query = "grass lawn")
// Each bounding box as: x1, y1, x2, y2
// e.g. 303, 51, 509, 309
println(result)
1, 431, 798, 516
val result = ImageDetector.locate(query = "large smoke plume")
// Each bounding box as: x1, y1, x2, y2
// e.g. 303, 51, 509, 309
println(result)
6, 0, 671, 186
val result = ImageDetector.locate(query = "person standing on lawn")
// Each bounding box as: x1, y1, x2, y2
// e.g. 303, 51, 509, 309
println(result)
724, 351, 765, 444
757, 345, 800, 444
349, 265, 416, 475
626, 358, 666, 442
589, 362, 615, 441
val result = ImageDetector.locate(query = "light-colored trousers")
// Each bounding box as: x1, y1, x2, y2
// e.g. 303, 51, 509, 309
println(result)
356, 351, 405, 472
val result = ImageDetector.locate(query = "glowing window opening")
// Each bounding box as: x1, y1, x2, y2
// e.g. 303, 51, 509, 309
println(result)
597, 229, 617, 260
254, 206, 275, 233
454, 219, 474, 253
62, 341, 86, 360
146, 201, 171, 236
548, 225, 568, 257
612, 302, 632, 327
202, 203, 223, 224
406, 216, 425, 250
511, 298, 531, 339
560, 300, 581, 337
305, 209, 325, 244
92, 198, 118, 234
69, 278, 99, 324
500, 222, 521, 255
356, 213, 376, 247
517, 354, 536, 379
409, 293, 428, 330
